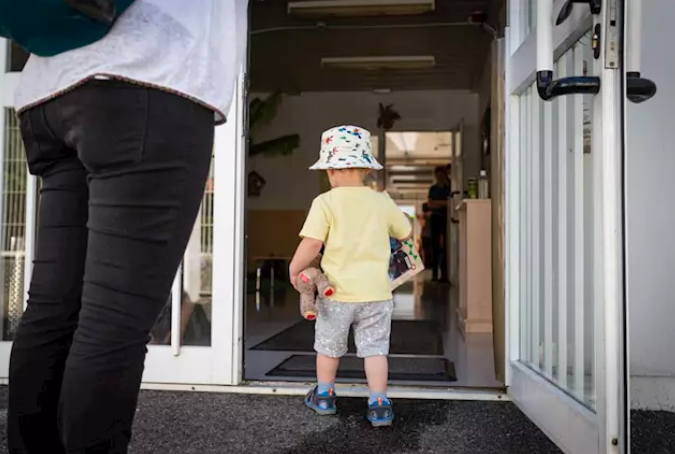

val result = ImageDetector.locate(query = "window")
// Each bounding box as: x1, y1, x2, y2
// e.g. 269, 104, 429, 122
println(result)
1, 109, 27, 341
517, 32, 596, 409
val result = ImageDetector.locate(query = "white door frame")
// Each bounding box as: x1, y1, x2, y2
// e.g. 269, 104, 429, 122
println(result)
0, 40, 36, 379
132, 70, 247, 386
505, 0, 628, 453
0, 39, 10, 377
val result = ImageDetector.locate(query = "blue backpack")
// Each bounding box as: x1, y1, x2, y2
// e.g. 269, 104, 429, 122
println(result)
0, 0, 137, 57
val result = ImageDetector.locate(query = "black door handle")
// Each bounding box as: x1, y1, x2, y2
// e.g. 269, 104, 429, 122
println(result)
537, 71, 601, 101
537, 4, 602, 102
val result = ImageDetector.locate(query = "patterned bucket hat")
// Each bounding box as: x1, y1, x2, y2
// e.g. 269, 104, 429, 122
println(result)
309, 125, 383, 170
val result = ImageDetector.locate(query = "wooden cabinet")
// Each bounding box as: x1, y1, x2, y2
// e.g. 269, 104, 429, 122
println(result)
457, 199, 493, 334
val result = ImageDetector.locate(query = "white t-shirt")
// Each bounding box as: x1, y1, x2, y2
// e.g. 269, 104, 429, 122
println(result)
14, 0, 248, 124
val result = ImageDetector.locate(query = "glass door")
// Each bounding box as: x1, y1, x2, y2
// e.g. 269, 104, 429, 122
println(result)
0, 41, 33, 379
143, 70, 248, 385
505, 0, 631, 452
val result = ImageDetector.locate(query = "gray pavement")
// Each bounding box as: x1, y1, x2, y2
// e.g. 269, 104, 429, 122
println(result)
0, 387, 673, 453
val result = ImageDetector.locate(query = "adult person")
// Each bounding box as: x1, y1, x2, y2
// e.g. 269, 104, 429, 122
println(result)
419, 203, 432, 267
7, 1, 249, 453
427, 166, 451, 283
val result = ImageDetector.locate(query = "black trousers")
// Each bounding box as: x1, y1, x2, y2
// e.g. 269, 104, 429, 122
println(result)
421, 237, 432, 268
429, 215, 448, 281
7, 80, 214, 454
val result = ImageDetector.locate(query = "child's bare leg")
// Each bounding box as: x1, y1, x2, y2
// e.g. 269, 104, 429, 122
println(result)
364, 355, 388, 394
305, 354, 339, 414
364, 354, 394, 426
317, 353, 340, 388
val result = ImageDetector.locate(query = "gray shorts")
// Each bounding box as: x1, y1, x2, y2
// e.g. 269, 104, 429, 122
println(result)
314, 298, 394, 358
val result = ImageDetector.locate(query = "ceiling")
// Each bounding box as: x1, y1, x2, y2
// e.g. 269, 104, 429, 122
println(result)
368, 132, 452, 198
385, 131, 453, 160
249, 0, 502, 93
385, 132, 451, 196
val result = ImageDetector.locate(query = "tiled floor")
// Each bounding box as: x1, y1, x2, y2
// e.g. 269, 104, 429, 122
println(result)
244, 272, 503, 388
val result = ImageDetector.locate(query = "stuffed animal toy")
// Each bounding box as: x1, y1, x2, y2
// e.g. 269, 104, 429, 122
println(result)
295, 254, 334, 320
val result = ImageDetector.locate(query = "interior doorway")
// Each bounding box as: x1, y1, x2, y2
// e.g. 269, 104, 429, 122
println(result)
241, 0, 503, 387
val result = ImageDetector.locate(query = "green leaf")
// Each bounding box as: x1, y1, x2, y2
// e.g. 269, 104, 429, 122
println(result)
249, 90, 283, 132
249, 134, 301, 157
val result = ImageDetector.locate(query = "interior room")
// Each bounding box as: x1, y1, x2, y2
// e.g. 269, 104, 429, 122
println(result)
242, 0, 504, 388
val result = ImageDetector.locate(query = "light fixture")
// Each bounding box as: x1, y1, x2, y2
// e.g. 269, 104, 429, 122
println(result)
288, 0, 435, 17
387, 132, 419, 153
321, 56, 435, 70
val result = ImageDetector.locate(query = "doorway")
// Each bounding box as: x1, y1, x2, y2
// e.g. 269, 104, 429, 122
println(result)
244, 129, 501, 388
241, 0, 502, 389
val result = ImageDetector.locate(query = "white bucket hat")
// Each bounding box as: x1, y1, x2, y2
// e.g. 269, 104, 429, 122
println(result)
309, 125, 383, 170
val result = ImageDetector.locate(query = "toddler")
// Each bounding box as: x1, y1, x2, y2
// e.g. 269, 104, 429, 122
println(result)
289, 125, 412, 427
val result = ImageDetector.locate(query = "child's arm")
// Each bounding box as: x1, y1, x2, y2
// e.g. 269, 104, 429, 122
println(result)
289, 238, 324, 289
291, 197, 330, 289
387, 197, 414, 241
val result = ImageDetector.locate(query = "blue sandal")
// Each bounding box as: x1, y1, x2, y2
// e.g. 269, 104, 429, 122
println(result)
367, 397, 394, 427
305, 386, 337, 416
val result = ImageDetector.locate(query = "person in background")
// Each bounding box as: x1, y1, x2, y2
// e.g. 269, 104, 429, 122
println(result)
420, 202, 432, 267
427, 166, 451, 283
7, 1, 249, 453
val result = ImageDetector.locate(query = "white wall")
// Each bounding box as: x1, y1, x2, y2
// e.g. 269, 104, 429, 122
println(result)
248, 90, 480, 210
626, 0, 675, 410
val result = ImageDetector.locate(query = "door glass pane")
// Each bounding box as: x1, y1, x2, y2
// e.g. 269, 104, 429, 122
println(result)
150, 156, 214, 347
1, 109, 27, 341
182, 157, 214, 346
516, 0, 557, 46
518, 31, 596, 409
524, 0, 537, 38
519, 86, 531, 363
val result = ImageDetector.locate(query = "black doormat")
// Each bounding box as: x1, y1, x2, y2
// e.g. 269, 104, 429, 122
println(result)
266, 355, 457, 382
250, 320, 444, 355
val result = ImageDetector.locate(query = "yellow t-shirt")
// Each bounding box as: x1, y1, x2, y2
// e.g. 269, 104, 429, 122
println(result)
299, 187, 412, 303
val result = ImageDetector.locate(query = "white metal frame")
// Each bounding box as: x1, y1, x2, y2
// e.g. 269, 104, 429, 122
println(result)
0, 40, 34, 378
0, 40, 9, 377
144, 69, 247, 385
505, 0, 629, 453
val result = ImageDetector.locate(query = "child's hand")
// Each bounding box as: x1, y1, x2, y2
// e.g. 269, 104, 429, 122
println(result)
289, 237, 323, 291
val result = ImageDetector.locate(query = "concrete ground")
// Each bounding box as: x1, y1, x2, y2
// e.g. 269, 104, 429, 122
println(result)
0, 388, 673, 453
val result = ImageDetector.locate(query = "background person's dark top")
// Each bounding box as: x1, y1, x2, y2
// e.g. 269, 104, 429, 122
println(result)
428, 183, 450, 218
